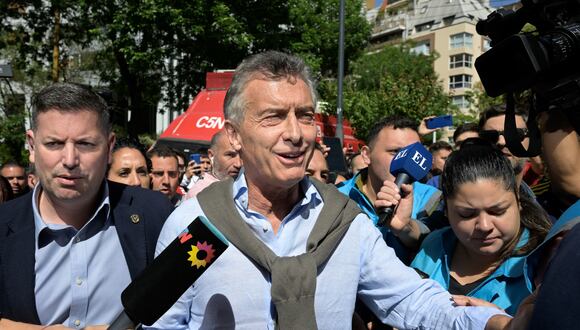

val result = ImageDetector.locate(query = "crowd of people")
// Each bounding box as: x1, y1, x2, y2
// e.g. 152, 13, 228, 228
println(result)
0, 50, 578, 330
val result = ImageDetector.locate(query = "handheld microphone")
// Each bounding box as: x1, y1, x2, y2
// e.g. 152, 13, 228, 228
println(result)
108, 216, 229, 329
376, 142, 432, 227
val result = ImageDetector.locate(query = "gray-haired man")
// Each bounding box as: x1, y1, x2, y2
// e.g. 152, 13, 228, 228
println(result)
149, 51, 516, 329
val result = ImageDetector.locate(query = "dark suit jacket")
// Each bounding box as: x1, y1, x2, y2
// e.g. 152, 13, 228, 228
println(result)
0, 180, 174, 324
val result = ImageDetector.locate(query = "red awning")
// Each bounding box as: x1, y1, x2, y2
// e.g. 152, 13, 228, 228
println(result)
159, 89, 227, 146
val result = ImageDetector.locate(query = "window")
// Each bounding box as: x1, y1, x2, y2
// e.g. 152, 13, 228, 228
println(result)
415, 21, 433, 33
449, 53, 473, 68
483, 38, 491, 52
411, 41, 431, 55
450, 32, 473, 49
449, 74, 472, 89
451, 95, 470, 108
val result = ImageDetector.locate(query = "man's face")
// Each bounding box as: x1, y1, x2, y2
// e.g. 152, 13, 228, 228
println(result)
481, 115, 528, 174
1, 165, 27, 196
226, 77, 317, 190
27, 110, 114, 204
200, 156, 211, 173
209, 134, 242, 180
432, 148, 452, 173
362, 127, 421, 183
149, 156, 179, 199
306, 149, 330, 183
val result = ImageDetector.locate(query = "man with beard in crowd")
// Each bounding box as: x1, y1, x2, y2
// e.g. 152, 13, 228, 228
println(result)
148, 145, 182, 206
185, 130, 242, 198
478, 105, 535, 198
337, 116, 442, 262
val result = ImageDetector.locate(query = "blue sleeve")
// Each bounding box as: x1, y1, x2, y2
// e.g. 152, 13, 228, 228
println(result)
355, 218, 508, 329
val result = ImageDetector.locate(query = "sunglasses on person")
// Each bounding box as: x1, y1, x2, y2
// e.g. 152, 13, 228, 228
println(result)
479, 128, 529, 144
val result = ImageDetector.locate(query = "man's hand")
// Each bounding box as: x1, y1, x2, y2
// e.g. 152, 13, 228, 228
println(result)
319, 142, 331, 158
0, 318, 46, 329
418, 116, 438, 136
375, 182, 413, 233
185, 161, 201, 179
452, 295, 503, 311
484, 288, 538, 330
375, 182, 421, 247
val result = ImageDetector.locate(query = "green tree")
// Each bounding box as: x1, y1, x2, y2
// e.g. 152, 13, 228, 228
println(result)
2, 0, 371, 137
320, 43, 451, 140
0, 111, 28, 165
288, 0, 371, 76
464, 82, 503, 113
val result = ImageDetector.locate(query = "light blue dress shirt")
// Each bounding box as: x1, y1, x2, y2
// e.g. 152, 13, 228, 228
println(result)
33, 182, 132, 328
149, 172, 506, 329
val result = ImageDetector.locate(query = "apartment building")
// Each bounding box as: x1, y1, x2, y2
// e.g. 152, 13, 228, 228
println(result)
366, 0, 495, 113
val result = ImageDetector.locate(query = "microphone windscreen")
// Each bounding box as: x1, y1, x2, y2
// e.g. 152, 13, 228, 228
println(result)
121, 216, 229, 326
389, 142, 432, 181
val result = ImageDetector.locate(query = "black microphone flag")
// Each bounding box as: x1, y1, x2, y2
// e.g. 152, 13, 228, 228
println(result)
113, 216, 229, 328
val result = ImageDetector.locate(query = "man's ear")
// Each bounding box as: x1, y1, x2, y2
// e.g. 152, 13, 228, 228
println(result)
361, 145, 372, 165
225, 121, 242, 152
107, 133, 116, 165
26, 130, 36, 164
207, 149, 216, 167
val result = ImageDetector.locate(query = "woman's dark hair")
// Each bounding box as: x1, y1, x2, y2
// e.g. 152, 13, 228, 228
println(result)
441, 138, 550, 258
0, 176, 14, 203
108, 137, 152, 175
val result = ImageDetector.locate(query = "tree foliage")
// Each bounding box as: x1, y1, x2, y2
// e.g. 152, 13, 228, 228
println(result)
289, 0, 371, 76
1, 0, 371, 138
319, 43, 451, 140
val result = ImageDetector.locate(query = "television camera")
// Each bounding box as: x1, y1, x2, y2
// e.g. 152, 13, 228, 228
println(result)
475, 0, 580, 157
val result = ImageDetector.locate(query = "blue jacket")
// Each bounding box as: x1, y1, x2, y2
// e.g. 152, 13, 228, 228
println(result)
336, 169, 441, 262
411, 227, 532, 315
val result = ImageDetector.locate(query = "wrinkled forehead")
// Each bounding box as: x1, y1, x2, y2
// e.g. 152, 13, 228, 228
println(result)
34, 108, 109, 136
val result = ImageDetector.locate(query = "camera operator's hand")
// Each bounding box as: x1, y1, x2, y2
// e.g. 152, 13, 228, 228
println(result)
537, 110, 580, 198
418, 116, 438, 136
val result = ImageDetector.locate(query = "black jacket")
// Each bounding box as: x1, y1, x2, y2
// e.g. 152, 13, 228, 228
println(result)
0, 181, 173, 324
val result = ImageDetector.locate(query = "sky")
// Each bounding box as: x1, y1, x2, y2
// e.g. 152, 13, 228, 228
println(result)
491, 0, 519, 7
370, 0, 520, 9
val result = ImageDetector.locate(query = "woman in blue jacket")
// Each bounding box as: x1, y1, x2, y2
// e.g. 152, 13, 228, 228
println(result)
411, 138, 551, 315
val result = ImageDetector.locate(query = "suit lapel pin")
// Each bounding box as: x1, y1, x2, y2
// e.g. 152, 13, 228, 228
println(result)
130, 214, 140, 224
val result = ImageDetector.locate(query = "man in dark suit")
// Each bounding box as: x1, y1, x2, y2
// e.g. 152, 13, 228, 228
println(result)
0, 83, 173, 329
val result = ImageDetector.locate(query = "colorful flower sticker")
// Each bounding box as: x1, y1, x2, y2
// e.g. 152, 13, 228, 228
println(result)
187, 241, 216, 268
